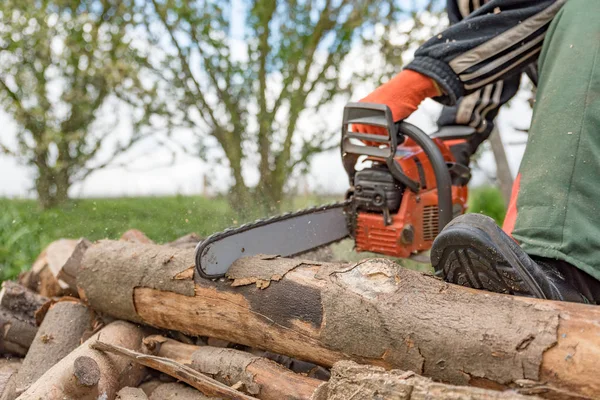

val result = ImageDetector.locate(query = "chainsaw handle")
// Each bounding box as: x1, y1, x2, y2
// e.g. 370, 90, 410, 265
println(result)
341, 103, 420, 192
396, 121, 453, 231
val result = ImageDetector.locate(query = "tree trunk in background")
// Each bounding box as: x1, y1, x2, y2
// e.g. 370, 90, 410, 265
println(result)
489, 127, 513, 207
34, 166, 71, 210
53, 168, 70, 207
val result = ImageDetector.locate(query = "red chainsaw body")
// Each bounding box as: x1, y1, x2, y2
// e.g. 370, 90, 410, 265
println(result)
354, 138, 468, 258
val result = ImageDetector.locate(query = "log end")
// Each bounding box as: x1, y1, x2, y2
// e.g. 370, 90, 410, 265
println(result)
73, 356, 101, 387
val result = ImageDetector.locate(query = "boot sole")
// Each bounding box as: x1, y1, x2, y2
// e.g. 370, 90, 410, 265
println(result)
431, 214, 546, 299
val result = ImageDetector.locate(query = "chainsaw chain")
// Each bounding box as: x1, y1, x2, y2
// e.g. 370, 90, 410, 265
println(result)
195, 199, 353, 279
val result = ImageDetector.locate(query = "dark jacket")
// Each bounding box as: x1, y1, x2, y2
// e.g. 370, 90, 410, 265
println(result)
407, 0, 565, 106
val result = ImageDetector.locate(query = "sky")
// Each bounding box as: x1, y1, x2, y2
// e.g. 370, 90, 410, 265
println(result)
0, 4, 534, 200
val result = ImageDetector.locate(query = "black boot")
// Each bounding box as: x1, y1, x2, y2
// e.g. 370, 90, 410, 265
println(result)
431, 213, 600, 304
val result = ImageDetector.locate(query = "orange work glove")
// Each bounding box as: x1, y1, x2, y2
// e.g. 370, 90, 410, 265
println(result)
354, 69, 442, 136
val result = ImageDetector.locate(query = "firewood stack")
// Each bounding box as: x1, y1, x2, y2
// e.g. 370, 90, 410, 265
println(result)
1, 229, 599, 400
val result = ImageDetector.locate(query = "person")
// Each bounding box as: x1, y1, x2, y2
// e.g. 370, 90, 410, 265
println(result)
356, 0, 600, 304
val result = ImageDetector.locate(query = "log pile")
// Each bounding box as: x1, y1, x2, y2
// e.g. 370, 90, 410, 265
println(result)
1, 228, 598, 399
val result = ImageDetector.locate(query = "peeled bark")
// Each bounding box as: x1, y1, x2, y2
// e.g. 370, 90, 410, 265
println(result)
13, 299, 97, 396
145, 336, 321, 400
16, 321, 146, 400
77, 241, 600, 399
314, 361, 539, 400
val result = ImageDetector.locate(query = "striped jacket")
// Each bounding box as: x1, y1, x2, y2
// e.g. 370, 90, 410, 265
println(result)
411, 0, 565, 147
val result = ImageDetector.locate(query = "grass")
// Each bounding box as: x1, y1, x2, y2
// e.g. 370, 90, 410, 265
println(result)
0, 187, 505, 281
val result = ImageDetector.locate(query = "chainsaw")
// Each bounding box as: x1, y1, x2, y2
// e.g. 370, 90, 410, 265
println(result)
195, 103, 472, 279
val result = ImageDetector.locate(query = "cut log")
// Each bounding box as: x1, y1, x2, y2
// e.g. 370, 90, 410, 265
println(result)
0, 309, 37, 357
116, 387, 149, 400
167, 233, 202, 249
121, 230, 154, 244
16, 321, 146, 400
77, 241, 600, 399
0, 358, 21, 400
13, 299, 97, 396
91, 341, 256, 400
19, 239, 80, 297
313, 361, 539, 400
144, 336, 321, 400
56, 238, 91, 292
149, 383, 214, 400
138, 380, 163, 397
0, 282, 48, 321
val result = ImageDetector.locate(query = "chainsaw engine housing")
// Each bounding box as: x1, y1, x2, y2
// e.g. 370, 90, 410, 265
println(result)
341, 103, 469, 259
349, 139, 467, 258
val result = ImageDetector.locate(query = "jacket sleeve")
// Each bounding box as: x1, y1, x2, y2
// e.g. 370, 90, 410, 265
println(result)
406, 0, 566, 105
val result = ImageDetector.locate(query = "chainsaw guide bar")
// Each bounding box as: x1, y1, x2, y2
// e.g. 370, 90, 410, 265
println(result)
195, 200, 352, 280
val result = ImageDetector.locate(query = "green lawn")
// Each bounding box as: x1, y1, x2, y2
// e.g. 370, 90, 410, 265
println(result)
0, 194, 338, 281
0, 187, 505, 281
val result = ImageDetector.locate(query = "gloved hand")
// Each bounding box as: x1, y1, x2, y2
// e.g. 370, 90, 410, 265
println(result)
354, 69, 442, 136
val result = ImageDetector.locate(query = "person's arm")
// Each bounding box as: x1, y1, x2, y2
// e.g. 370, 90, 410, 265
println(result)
407, 0, 565, 105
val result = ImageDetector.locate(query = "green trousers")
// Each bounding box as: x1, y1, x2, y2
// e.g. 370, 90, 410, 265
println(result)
508, 0, 600, 280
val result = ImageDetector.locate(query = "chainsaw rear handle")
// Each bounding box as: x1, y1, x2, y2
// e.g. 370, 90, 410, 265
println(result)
341, 102, 453, 231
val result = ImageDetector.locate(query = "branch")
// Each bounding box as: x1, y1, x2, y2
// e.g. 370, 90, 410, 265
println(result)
0, 141, 17, 157
90, 341, 257, 400
188, 28, 243, 135
74, 132, 146, 183
256, 0, 278, 176
0, 77, 39, 137
269, 0, 334, 121
149, 0, 225, 140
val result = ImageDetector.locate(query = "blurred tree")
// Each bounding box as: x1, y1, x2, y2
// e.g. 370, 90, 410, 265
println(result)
143, 0, 444, 215
0, 0, 162, 209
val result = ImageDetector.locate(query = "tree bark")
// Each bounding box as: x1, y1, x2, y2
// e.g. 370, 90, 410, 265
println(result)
0, 308, 37, 357
19, 239, 80, 297
16, 321, 146, 400
13, 299, 97, 397
91, 341, 256, 400
0, 359, 21, 400
120, 230, 154, 245
149, 383, 214, 400
314, 361, 539, 400
144, 336, 322, 400
57, 239, 91, 292
116, 387, 148, 400
0, 282, 48, 322
167, 233, 202, 249
76, 241, 600, 399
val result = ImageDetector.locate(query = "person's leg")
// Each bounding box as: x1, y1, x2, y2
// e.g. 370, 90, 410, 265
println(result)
432, 0, 600, 303
507, 0, 600, 281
